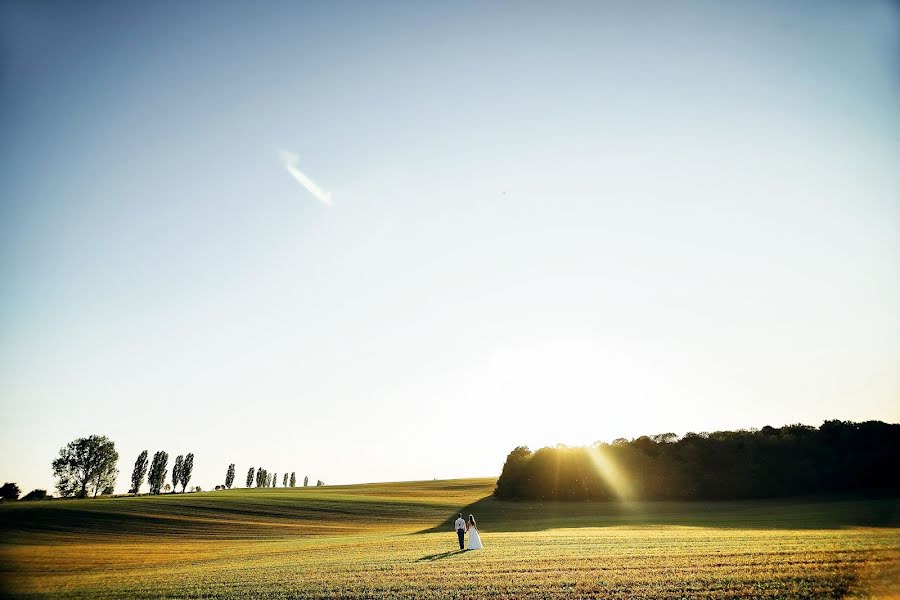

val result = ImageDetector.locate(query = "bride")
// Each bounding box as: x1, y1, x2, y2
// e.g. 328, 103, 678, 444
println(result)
466, 514, 483, 550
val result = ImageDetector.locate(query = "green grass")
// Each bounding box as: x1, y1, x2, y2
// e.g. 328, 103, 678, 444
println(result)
1, 479, 898, 598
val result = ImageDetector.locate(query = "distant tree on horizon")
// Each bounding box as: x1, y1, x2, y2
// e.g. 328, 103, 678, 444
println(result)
164, 483, 171, 493
180, 453, 194, 493
316, 480, 324, 487
130, 450, 149, 494
272, 472, 277, 488
246, 467, 255, 488
225, 464, 235, 489
266, 472, 273, 488
304, 475, 308, 487
51, 435, 119, 498
256, 468, 266, 488
289, 472, 296, 487
0, 482, 20, 500
172, 455, 184, 493
147, 451, 169, 495
21, 489, 48, 501
283, 473, 288, 487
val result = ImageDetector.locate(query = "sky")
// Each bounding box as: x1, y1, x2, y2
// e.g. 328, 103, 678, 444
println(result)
1, 0, 898, 495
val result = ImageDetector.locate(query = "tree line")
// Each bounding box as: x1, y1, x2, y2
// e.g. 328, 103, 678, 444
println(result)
235, 467, 321, 489
124, 442, 323, 494
0, 434, 325, 500
131, 449, 195, 494
494, 420, 900, 501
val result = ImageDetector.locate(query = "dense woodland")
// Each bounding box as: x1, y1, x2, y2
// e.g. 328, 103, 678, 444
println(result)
494, 420, 900, 501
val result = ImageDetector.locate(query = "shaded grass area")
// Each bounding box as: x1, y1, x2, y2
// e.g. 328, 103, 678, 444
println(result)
422, 492, 900, 533
0, 479, 488, 541
1, 478, 899, 599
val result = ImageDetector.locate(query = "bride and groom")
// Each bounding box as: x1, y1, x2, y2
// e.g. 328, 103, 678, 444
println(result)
454, 513, 483, 550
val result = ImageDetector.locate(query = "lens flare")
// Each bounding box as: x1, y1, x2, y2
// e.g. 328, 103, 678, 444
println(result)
587, 445, 634, 501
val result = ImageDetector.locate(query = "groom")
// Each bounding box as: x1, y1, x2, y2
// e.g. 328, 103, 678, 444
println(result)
454, 513, 466, 550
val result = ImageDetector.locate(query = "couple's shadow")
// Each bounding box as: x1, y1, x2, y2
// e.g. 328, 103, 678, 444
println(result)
416, 549, 469, 562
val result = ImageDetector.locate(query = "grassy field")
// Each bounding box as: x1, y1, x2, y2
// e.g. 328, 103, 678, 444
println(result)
1, 478, 898, 599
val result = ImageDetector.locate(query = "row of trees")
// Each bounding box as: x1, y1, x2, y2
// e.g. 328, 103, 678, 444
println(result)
4, 434, 327, 499
494, 420, 900, 501
130, 450, 195, 494
39, 435, 199, 498
238, 467, 321, 488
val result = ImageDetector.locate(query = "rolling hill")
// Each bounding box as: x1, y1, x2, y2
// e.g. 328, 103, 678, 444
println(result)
1, 478, 898, 598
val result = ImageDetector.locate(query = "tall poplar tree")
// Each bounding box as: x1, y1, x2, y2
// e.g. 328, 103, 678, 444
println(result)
130, 450, 148, 494
180, 453, 194, 492
225, 464, 235, 489
171, 455, 184, 493
147, 451, 169, 495
246, 467, 255, 488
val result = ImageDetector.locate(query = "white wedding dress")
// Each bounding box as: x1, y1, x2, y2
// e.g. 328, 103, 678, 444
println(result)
467, 525, 483, 550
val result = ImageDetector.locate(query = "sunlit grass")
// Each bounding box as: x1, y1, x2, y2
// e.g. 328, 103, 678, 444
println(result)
1, 479, 898, 598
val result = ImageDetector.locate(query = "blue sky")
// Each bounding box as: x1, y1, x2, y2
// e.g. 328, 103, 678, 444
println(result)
1, 0, 899, 494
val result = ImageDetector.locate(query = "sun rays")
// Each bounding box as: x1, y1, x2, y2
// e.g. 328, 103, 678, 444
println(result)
586, 445, 635, 501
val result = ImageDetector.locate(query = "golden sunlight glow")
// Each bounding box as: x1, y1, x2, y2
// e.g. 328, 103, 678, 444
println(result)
586, 445, 635, 501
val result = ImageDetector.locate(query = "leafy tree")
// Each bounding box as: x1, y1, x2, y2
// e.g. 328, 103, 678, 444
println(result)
172, 455, 184, 493
0, 482, 20, 500
130, 450, 149, 494
316, 480, 324, 487
246, 467, 255, 488
267, 472, 273, 487
51, 435, 119, 498
283, 473, 289, 487
22, 489, 48, 501
225, 464, 235, 489
304, 475, 308, 487
494, 446, 532, 499
147, 451, 169, 495
256, 467, 265, 487
180, 453, 194, 492
290, 472, 296, 487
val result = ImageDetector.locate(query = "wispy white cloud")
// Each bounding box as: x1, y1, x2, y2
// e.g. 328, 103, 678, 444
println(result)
277, 149, 332, 206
